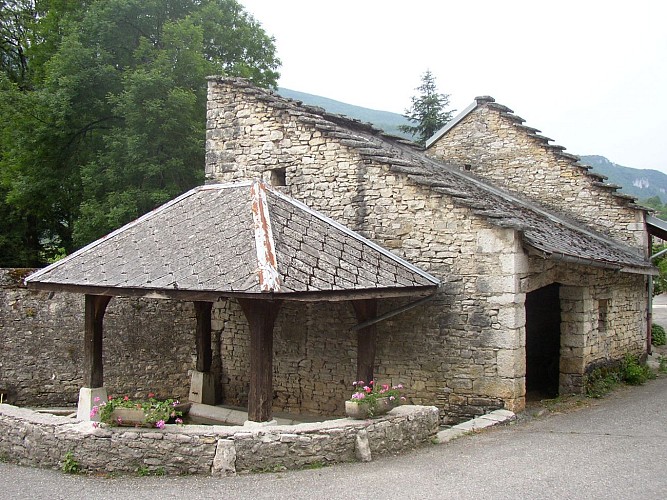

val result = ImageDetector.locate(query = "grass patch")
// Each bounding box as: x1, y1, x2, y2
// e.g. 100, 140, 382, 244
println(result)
61, 451, 80, 474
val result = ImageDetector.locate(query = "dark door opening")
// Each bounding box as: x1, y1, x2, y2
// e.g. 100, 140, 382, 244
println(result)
525, 283, 561, 399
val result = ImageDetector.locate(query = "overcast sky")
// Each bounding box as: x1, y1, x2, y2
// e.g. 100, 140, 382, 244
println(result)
240, 0, 666, 173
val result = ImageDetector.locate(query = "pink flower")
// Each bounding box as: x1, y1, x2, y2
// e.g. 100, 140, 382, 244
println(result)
175, 418, 183, 425
108, 395, 113, 401
172, 400, 180, 407
369, 380, 374, 385
117, 417, 123, 425
93, 396, 101, 403
89, 406, 99, 418
364, 386, 371, 393
148, 392, 155, 398
155, 420, 166, 429
389, 395, 396, 401
92, 422, 99, 428
352, 392, 366, 400
123, 396, 129, 401
382, 384, 389, 391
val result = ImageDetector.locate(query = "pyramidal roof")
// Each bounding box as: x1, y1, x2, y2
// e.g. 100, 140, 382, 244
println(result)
25, 181, 439, 301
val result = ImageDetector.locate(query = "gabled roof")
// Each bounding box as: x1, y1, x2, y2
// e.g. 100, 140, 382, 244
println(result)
25, 181, 440, 301
424, 95, 644, 209
209, 78, 656, 275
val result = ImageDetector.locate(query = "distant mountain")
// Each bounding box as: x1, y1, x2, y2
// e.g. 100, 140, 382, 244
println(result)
277, 88, 413, 139
579, 155, 667, 204
277, 89, 666, 205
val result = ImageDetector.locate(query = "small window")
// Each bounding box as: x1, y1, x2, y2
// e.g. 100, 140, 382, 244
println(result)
270, 168, 287, 187
598, 299, 609, 333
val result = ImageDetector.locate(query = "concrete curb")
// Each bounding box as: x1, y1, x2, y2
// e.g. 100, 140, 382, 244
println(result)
435, 409, 516, 444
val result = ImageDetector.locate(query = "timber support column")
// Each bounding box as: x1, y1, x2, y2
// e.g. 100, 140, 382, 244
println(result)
190, 301, 216, 404
238, 299, 282, 423
352, 299, 378, 385
78, 294, 112, 421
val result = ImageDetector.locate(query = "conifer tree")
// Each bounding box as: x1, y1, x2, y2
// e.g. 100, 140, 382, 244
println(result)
399, 70, 454, 145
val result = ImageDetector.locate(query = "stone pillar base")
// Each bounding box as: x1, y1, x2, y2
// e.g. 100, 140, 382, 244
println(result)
77, 387, 107, 421
189, 371, 216, 405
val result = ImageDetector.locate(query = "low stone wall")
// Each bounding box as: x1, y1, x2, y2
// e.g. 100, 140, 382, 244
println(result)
0, 404, 439, 475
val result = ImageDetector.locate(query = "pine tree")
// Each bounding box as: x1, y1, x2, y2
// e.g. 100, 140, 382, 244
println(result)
399, 70, 454, 145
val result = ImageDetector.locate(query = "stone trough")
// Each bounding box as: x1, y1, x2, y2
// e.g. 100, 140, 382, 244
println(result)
0, 403, 439, 475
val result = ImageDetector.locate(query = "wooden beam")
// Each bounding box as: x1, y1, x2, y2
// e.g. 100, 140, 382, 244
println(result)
194, 301, 213, 372
238, 299, 282, 422
25, 281, 438, 303
83, 294, 111, 388
352, 299, 378, 385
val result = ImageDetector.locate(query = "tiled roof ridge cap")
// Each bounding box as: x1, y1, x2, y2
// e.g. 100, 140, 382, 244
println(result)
207, 76, 423, 150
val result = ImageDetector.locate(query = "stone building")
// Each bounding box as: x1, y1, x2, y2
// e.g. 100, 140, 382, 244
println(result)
10, 78, 657, 425
204, 77, 655, 422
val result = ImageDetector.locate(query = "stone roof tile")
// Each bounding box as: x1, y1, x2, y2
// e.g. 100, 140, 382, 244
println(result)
26, 181, 439, 298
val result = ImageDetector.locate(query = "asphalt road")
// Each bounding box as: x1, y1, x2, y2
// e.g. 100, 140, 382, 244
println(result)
2, 373, 667, 500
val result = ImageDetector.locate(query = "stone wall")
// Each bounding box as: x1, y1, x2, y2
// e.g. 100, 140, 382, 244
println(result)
0, 403, 439, 475
426, 98, 647, 250
0, 269, 194, 406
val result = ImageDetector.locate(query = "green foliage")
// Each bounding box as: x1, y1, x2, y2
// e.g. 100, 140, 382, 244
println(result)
620, 354, 654, 385
399, 70, 454, 145
0, 0, 280, 266
586, 353, 656, 397
136, 465, 150, 477
61, 451, 80, 474
585, 366, 620, 398
652, 324, 666, 346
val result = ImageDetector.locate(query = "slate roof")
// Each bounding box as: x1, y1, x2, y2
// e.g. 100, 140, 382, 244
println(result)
210, 77, 655, 275
25, 181, 440, 300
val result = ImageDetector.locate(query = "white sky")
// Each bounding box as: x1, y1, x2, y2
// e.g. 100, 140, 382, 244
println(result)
240, 0, 667, 173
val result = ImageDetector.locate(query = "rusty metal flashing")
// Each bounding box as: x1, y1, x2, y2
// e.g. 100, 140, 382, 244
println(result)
250, 181, 281, 292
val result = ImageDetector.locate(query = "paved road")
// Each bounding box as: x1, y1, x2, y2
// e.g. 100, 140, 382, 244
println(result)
2, 375, 667, 499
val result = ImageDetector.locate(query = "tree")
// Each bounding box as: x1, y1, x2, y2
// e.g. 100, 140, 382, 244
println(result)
0, 0, 280, 265
399, 70, 454, 146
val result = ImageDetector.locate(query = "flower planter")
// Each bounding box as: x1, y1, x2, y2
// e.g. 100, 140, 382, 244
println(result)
110, 408, 151, 427
345, 397, 397, 419
109, 403, 191, 427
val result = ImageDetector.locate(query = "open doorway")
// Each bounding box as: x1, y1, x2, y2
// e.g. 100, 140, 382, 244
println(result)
525, 283, 561, 399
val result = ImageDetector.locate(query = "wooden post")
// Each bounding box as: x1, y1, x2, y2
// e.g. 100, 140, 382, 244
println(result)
352, 299, 378, 385
238, 299, 282, 422
194, 301, 213, 372
83, 294, 111, 388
